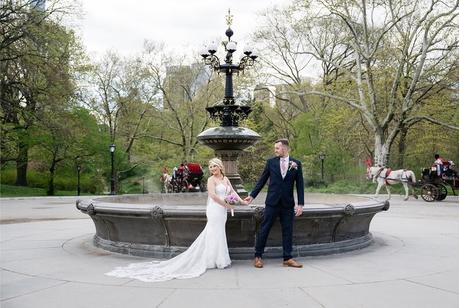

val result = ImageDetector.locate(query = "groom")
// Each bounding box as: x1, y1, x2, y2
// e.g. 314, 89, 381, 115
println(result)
244, 139, 304, 268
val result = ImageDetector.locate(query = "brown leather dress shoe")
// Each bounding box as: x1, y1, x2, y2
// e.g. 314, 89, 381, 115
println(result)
283, 259, 303, 268
254, 257, 263, 268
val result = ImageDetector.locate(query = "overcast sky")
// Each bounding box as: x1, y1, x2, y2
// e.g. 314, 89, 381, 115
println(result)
76, 0, 292, 58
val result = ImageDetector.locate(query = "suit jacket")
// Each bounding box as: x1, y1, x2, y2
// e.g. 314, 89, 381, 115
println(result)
250, 156, 304, 208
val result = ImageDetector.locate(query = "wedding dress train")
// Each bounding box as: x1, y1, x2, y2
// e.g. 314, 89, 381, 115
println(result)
105, 183, 231, 282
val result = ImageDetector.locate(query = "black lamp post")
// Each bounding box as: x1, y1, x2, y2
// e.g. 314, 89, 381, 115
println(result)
319, 153, 326, 181
109, 144, 116, 195
76, 159, 81, 196
200, 9, 258, 127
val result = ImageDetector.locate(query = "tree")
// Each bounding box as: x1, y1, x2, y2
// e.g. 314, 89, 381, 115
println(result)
255, 0, 459, 166
82, 52, 125, 144
0, 0, 80, 185
252, 4, 355, 156
309, 0, 459, 165
141, 41, 221, 161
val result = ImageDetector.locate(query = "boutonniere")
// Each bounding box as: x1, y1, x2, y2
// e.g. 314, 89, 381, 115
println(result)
288, 161, 298, 171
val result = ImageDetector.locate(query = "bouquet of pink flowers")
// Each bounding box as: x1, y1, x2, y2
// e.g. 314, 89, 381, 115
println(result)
225, 194, 239, 205
225, 194, 239, 216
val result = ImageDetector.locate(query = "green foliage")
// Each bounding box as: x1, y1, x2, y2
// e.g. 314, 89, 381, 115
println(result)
0, 184, 48, 197
239, 142, 273, 186
290, 113, 319, 157
0, 167, 104, 194
304, 180, 379, 194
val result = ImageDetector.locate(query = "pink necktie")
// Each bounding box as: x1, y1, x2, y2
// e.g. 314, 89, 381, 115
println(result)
281, 159, 287, 178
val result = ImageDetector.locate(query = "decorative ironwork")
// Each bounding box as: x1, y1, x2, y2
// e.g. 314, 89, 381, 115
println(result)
150, 206, 170, 246
150, 206, 164, 219
87, 203, 95, 216
383, 200, 390, 211
226, 9, 233, 27
201, 12, 258, 127
206, 104, 252, 127
253, 206, 264, 221
344, 204, 356, 216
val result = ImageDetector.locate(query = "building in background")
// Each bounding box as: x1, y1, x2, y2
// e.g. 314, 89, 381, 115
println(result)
31, 0, 45, 11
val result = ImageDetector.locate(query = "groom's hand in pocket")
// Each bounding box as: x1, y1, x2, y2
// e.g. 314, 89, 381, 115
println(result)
294, 205, 303, 217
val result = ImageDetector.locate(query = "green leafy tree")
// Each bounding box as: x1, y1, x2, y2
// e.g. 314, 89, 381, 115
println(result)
0, 0, 80, 185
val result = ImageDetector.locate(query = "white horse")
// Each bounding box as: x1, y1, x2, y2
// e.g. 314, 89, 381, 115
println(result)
366, 166, 417, 200
160, 173, 172, 193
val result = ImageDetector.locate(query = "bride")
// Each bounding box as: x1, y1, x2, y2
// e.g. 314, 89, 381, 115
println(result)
105, 158, 246, 282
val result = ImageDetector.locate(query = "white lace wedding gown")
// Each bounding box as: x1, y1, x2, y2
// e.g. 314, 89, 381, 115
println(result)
105, 183, 231, 282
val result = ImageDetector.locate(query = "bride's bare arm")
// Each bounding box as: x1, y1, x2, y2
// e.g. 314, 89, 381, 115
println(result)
207, 178, 228, 207
225, 177, 248, 205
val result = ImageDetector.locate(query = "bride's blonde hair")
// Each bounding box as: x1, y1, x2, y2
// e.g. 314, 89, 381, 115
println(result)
209, 158, 225, 176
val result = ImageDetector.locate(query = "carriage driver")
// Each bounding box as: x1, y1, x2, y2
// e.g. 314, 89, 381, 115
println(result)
433, 154, 450, 177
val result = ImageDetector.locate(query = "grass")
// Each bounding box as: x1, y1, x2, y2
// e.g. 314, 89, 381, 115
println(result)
0, 171, 162, 197
0, 168, 105, 195
244, 179, 413, 195
4, 178, 453, 198
0, 184, 85, 197
304, 180, 378, 194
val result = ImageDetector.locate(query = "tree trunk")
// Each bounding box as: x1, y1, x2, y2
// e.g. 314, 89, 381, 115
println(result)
47, 160, 57, 196
182, 146, 189, 162
397, 127, 408, 169
15, 138, 28, 186
374, 132, 389, 166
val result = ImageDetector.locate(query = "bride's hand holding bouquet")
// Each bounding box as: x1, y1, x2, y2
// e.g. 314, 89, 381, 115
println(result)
224, 194, 238, 216
224, 194, 249, 216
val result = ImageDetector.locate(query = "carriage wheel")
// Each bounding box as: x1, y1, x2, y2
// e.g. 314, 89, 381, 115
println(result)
181, 180, 188, 192
436, 184, 448, 201
420, 184, 438, 202
173, 182, 180, 193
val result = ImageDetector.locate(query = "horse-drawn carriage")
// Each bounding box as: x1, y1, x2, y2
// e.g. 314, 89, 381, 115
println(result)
160, 163, 206, 193
417, 165, 458, 202
366, 161, 458, 202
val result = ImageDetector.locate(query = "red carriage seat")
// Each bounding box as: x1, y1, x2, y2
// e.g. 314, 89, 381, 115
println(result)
187, 163, 202, 174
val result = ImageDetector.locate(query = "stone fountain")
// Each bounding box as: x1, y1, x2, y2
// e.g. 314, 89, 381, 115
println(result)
76, 193, 389, 259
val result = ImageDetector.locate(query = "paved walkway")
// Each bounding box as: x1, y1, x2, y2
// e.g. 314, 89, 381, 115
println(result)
1, 194, 458, 308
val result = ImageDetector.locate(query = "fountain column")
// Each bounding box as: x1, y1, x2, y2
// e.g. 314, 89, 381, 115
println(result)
197, 11, 260, 197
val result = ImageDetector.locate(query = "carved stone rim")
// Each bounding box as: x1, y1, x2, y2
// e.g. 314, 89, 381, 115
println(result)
76, 198, 388, 218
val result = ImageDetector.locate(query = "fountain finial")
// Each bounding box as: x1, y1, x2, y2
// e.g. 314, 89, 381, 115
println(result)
226, 9, 233, 27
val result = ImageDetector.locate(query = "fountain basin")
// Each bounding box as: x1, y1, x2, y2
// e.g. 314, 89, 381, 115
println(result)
76, 193, 389, 259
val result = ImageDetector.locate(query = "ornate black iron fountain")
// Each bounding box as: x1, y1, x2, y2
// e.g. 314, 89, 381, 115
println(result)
197, 10, 261, 197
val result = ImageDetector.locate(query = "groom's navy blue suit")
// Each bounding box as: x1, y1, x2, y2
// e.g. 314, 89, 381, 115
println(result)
250, 156, 304, 260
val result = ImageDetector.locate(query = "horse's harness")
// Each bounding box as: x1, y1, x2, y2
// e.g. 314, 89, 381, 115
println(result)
373, 167, 409, 185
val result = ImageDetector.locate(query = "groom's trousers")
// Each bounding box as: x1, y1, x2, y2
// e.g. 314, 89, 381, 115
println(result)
255, 203, 294, 261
